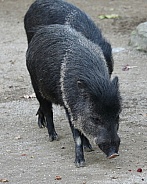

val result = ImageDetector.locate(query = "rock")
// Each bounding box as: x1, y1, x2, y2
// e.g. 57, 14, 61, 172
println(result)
129, 22, 147, 52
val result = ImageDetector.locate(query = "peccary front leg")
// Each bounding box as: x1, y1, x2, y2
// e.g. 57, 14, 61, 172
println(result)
64, 107, 93, 152
64, 107, 86, 167
74, 129, 85, 167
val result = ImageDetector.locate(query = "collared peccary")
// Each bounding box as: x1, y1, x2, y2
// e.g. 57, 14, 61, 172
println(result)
24, 0, 113, 75
26, 24, 121, 167
24, 0, 115, 132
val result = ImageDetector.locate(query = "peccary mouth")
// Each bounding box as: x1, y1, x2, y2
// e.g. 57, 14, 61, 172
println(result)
98, 143, 119, 159
107, 153, 119, 159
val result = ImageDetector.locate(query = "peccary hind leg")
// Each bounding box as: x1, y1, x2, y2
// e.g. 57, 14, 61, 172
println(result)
32, 82, 59, 141
36, 107, 46, 128
39, 100, 59, 142
82, 136, 94, 152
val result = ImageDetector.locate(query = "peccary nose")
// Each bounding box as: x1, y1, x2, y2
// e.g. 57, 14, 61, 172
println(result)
98, 143, 119, 159
107, 152, 119, 159
107, 146, 119, 159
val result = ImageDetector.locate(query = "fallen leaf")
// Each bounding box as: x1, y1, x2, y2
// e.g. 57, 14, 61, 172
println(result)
122, 64, 137, 71
122, 64, 130, 71
0, 179, 9, 182
106, 14, 119, 19
55, 176, 62, 180
98, 15, 106, 19
98, 14, 119, 19
21, 154, 27, 156
137, 168, 142, 172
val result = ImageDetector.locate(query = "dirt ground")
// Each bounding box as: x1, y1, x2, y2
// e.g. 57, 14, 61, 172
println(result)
0, 0, 147, 183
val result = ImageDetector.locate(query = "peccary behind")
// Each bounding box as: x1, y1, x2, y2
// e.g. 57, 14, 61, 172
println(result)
24, 0, 113, 75
26, 24, 121, 167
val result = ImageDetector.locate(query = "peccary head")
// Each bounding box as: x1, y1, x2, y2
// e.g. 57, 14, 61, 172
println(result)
75, 76, 121, 158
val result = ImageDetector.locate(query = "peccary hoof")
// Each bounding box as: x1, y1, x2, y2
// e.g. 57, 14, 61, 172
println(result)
38, 116, 47, 128
83, 136, 94, 152
36, 110, 47, 128
83, 144, 94, 152
75, 160, 85, 168
49, 132, 59, 142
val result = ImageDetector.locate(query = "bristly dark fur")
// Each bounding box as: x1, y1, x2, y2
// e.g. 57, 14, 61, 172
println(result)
26, 24, 120, 109
26, 24, 121, 166
26, 24, 122, 126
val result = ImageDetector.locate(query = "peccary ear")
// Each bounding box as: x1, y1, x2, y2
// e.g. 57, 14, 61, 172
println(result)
77, 80, 89, 94
77, 80, 86, 89
77, 80, 91, 96
112, 76, 119, 89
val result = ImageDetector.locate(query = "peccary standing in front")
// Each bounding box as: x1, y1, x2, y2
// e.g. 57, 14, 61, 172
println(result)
24, 0, 114, 130
24, 0, 113, 75
26, 24, 122, 167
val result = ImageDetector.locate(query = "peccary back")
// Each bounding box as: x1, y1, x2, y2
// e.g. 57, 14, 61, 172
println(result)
24, 0, 113, 75
26, 25, 109, 105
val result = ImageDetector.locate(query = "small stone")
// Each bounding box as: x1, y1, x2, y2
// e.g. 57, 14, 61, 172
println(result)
0, 179, 9, 182
55, 176, 62, 180
61, 146, 65, 149
15, 135, 21, 140
111, 176, 118, 179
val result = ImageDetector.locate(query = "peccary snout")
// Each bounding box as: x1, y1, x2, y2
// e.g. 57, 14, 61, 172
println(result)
98, 141, 120, 159
94, 123, 120, 159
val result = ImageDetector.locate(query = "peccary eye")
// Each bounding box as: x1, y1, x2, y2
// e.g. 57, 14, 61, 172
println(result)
116, 115, 119, 121
115, 122, 119, 131
92, 117, 100, 123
